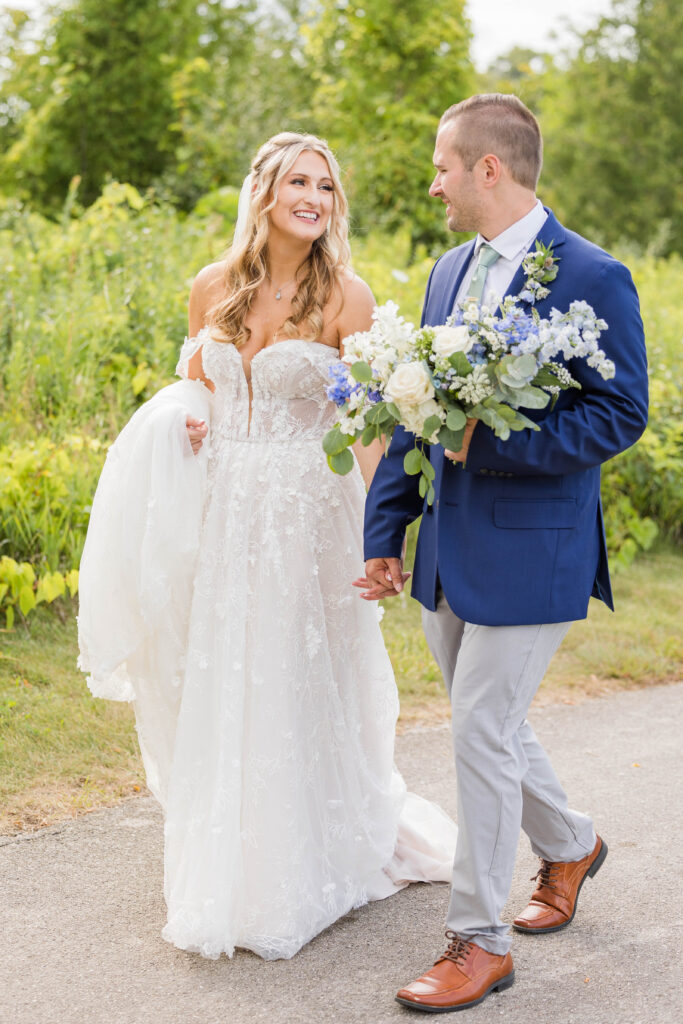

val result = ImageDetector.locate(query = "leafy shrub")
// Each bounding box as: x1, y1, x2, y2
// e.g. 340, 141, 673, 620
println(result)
0, 556, 78, 630
0, 186, 679, 585
0, 435, 104, 571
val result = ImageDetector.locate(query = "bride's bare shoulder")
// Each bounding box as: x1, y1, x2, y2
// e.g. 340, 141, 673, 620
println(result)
331, 270, 376, 337
191, 260, 227, 301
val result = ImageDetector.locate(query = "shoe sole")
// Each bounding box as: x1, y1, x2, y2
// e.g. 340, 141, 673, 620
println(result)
395, 971, 515, 1013
512, 838, 609, 935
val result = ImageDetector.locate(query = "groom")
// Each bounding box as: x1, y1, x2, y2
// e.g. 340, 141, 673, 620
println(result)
360, 94, 648, 1013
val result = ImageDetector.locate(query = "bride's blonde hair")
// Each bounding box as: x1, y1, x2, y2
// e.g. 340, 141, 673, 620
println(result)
207, 132, 351, 348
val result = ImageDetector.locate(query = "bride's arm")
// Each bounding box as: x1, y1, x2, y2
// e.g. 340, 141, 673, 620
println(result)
184, 263, 226, 451
336, 275, 386, 489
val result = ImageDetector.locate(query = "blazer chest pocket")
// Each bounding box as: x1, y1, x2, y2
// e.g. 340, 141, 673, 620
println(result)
493, 499, 577, 529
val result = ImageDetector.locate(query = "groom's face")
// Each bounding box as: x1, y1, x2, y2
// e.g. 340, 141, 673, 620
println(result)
429, 124, 484, 233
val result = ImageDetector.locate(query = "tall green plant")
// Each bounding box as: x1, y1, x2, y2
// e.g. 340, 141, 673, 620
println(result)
484, 0, 683, 256
303, 0, 473, 254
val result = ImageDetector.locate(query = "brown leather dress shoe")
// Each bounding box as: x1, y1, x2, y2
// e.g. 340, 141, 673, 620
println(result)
512, 834, 608, 934
395, 931, 514, 1013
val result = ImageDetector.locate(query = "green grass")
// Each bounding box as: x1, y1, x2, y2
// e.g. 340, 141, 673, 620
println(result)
0, 608, 142, 832
1, 545, 680, 832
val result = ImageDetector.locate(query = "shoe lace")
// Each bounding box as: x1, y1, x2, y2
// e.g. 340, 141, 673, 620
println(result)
436, 930, 474, 966
532, 859, 561, 893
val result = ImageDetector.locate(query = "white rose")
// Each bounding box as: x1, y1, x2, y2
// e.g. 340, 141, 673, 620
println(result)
432, 325, 473, 358
385, 362, 434, 406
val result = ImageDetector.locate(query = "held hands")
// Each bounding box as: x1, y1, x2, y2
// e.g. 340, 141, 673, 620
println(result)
353, 558, 411, 601
186, 416, 208, 455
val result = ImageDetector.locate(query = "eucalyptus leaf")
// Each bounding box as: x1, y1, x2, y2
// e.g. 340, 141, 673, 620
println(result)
449, 351, 473, 376
361, 423, 378, 446
423, 414, 443, 436
495, 403, 518, 423
404, 447, 423, 475
508, 411, 541, 431
437, 425, 465, 451
421, 454, 436, 480
446, 407, 467, 430
512, 384, 550, 409
532, 366, 565, 388
350, 360, 373, 383
509, 353, 538, 379
327, 449, 355, 475
322, 426, 354, 455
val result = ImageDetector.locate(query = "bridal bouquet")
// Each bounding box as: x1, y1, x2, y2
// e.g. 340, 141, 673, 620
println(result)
323, 245, 614, 503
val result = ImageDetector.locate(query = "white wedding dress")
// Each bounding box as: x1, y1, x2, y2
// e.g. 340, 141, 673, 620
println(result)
78, 328, 456, 960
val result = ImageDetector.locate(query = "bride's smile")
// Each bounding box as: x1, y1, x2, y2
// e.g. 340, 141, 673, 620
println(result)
267, 150, 335, 242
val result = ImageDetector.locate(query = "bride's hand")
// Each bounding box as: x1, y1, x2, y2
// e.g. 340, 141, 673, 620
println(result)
353, 558, 411, 600
186, 416, 207, 454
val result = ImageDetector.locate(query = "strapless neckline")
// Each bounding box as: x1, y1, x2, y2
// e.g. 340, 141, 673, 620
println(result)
230, 338, 339, 379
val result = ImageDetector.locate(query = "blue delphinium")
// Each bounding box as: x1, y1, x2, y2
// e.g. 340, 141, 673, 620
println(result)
326, 362, 359, 407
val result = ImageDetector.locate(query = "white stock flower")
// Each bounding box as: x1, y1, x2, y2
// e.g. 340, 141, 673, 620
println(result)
385, 361, 434, 406
432, 325, 473, 358
373, 302, 415, 356
372, 348, 398, 383
339, 415, 359, 435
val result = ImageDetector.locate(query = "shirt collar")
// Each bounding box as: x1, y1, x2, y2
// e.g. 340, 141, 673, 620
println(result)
474, 200, 547, 263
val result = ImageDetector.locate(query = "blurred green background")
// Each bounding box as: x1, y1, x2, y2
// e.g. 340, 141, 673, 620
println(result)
0, 0, 681, 828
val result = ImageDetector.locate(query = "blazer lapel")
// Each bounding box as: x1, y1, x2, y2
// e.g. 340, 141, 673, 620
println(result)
433, 241, 475, 324
504, 207, 568, 304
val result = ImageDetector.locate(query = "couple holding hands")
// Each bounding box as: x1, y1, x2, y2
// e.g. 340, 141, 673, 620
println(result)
79, 93, 648, 1013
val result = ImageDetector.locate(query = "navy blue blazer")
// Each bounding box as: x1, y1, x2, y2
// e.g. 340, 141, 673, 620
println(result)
363, 209, 649, 626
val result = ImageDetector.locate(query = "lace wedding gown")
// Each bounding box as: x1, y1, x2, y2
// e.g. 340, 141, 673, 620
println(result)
78, 329, 456, 960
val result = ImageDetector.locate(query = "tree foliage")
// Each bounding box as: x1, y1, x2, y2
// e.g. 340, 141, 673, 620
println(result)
0, 1, 264, 209
303, 0, 472, 252
1, 1, 185, 207
0, 0, 681, 257
483, 0, 683, 255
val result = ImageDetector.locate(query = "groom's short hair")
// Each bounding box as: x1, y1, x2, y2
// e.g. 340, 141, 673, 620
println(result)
440, 94, 543, 190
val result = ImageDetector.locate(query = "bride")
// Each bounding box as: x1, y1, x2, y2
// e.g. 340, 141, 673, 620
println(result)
78, 131, 456, 961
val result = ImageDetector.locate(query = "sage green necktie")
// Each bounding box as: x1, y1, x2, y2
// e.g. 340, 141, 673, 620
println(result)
466, 243, 501, 304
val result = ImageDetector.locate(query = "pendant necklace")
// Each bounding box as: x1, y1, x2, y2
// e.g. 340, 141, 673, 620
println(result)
272, 276, 298, 300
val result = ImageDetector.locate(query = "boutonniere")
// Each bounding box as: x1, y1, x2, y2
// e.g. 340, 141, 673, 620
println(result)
519, 241, 560, 304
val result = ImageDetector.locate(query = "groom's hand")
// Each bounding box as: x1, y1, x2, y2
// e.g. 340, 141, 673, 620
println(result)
445, 417, 478, 463
353, 558, 410, 600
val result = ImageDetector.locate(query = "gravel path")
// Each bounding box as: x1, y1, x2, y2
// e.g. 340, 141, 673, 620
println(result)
2, 682, 681, 1024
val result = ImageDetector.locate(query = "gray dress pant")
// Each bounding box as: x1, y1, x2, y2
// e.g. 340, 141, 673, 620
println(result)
422, 594, 597, 955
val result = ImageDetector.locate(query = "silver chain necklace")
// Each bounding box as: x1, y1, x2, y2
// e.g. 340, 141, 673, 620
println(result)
272, 277, 298, 301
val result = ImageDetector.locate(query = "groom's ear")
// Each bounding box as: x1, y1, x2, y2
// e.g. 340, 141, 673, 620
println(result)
478, 153, 503, 188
